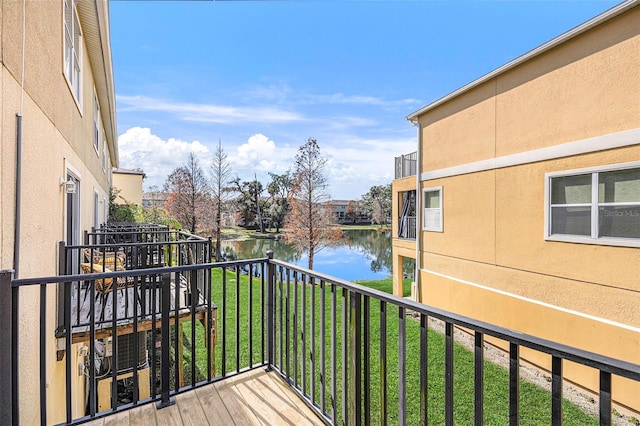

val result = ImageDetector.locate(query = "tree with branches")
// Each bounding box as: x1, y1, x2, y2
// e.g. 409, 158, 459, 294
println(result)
163, 152, 210, 233
210, 141, 233, 261
267, 171, 293, 233
361, 184, 392, 228
231, 177, 266, 232
285, 138, 342, 269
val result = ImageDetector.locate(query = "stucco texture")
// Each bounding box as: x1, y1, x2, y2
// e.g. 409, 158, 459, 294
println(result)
411, 5, 640, 412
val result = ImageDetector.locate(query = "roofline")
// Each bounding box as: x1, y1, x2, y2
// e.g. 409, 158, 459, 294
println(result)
77, 0, 119, 167
113, 168, 146, 177
406, 0, 639, 121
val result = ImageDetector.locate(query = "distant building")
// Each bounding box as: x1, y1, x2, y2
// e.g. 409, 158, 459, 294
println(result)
112, 168, 145, 205
142, 189, 168, 209
326, 199, 370, 224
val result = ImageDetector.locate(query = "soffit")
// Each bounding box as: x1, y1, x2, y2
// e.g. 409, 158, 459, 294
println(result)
76, 0, 119, 167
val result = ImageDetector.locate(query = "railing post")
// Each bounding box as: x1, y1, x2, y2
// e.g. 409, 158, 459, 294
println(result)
0, 270, 14, 425
349, 291, 362, 426
266, 251, 275, 370
157, 272, 175, 409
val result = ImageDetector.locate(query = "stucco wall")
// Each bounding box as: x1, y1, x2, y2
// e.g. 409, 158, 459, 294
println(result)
420, 268, 640, 411
1, 1, 115, 423
113, 172, 144, 206
414, 5, 640, 412
418, 7, 640, 173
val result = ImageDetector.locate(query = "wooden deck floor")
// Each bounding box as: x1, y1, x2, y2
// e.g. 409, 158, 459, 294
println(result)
84, 369, 325, 426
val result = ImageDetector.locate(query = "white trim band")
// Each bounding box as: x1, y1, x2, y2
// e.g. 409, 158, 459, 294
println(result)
421, 268, 640, 333
420, 128, 640, 181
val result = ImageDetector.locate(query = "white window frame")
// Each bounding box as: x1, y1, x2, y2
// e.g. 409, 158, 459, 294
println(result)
93, 92, 100, 154
63, 0, 83, 109
422, 186, 443, 232
545, 161, 640, 248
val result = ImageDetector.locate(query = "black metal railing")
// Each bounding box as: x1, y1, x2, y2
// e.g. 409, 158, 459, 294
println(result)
394, 152, 417, 179
86, 224, 198, 245
58, 233, 210, 332
267, 262, 640, 425
3, 255, 269, 425
2, 252, 640, 425
398, 216, 416, 240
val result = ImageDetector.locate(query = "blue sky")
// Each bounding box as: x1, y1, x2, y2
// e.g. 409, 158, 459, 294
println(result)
111, 0, 619, 200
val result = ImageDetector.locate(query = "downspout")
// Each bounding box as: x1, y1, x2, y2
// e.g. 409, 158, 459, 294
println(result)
11, 1, 27, 424
14, 114, 22, 279
414, 121, 422, 303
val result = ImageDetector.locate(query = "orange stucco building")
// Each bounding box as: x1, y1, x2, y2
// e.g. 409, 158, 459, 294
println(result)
392, 0, 639, 412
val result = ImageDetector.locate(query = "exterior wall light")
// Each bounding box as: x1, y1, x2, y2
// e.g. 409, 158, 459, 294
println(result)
60, 178, 77, 194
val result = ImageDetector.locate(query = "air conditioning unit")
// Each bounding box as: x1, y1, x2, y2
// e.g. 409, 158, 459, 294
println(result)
115, 331, 148, 373
96, 332, 150, 412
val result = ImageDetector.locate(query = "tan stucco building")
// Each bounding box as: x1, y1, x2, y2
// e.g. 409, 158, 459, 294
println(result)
113, 168, 145, 206
0, 0, 117, 423
392, 0, 639, 412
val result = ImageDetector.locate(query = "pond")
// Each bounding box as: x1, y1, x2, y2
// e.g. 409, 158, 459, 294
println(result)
221, 229, 400, 281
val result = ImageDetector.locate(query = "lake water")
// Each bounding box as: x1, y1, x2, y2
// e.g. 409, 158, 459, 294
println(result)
221, 229, 394, 281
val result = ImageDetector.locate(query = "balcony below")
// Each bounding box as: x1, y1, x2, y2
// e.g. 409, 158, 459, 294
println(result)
83, 369, 323, 426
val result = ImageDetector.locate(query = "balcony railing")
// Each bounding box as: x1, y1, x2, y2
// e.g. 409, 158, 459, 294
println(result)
398, 216, 417, 240
2, 251, 640, 424
395, 151, 417, 179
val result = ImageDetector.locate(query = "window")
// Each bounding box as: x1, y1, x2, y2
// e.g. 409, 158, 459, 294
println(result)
63, 0, 82, 106
546, 163, 640, 246
93, 93, 100, 153
422, 187, 443, 232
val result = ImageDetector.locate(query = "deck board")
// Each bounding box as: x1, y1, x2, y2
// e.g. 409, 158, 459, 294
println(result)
215, 378, 262, 425
79, 370, 323, 426
193, 384, 235, 425
232, 370, 317, 426
128, 403, 156, 425
174, 390, 209, 426
153, 403, 182, 426
102, 410, 129, 426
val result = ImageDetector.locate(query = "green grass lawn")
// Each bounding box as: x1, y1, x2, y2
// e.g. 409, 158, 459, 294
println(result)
180, 269, 597, 425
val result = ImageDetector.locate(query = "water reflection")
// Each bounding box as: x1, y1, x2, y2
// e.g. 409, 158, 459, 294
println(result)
221, 229, 397, 281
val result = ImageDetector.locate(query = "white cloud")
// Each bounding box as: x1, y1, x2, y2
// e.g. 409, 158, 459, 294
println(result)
323, 136, 416, 199
229, 134, 295, 174
243, 84, 421, 108
117, 95, 304, 124
117, 127, 210, 189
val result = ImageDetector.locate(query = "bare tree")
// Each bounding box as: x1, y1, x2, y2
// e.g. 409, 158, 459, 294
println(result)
164, 152, 210, 233
346, 200, 358, 224
210, 141, 233, 261
285, 138, 342, 269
